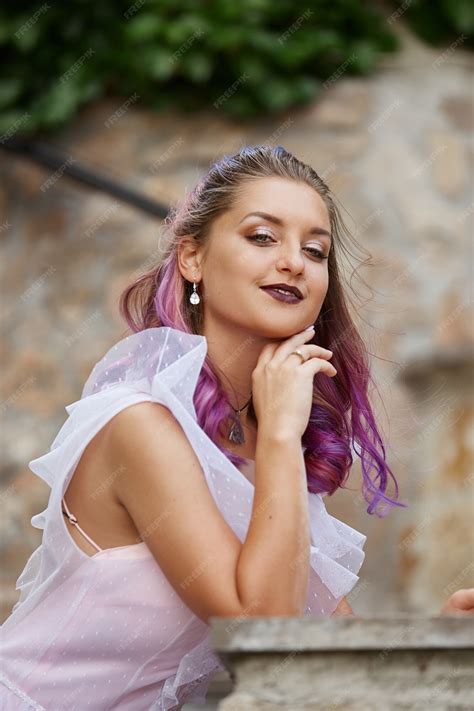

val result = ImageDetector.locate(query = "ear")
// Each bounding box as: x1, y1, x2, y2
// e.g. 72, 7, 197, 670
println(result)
177, 236, 204, 283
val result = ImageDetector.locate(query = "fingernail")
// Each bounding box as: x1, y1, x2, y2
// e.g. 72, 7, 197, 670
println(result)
304, 325, 315, 331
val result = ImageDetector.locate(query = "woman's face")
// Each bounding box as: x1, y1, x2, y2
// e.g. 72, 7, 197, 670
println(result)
198, 176, 331, 339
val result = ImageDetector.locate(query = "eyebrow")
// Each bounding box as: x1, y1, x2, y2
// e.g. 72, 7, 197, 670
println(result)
238, 211, 332, 242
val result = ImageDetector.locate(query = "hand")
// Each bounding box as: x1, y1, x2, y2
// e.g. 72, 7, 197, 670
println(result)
438, 588, 474, 616
251, 326, 336, 440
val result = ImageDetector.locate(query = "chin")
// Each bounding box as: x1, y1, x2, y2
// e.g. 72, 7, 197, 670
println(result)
256, 325, 305, 339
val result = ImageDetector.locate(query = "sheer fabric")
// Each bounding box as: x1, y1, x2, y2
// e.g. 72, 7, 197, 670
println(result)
0, 326, 366, 709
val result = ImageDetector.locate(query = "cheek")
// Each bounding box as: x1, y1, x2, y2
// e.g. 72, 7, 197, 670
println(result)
322, 269, 329, 292
207, 249, 235, 276
233, 244, 258, 271
204, 250, 247, 295
308, 266, 329, 295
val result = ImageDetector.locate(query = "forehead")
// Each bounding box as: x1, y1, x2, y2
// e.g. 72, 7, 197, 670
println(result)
226, 176, 330, 230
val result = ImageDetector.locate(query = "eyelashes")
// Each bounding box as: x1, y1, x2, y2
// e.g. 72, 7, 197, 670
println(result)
246, 233, 329, 260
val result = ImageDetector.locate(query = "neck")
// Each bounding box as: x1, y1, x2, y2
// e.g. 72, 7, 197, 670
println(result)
203, 321, 265, 412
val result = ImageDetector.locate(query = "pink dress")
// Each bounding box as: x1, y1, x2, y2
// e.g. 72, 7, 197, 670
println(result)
0, 326, 367, 710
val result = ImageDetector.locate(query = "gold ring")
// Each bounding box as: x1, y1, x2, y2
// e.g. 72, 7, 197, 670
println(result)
290, 349, 306, 364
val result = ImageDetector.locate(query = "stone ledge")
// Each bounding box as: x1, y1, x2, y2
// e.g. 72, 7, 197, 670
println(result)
210, 614, 473, 650
210, 616, 474, 710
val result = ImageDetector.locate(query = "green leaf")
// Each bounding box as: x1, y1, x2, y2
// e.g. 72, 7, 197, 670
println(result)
443, 0, 474, 34
351, 41, 378, 73
234, 56, 268, 84
292, 75, 320, 102
0, 110, 28, 136
142, 47, 176, 80
164, 16, 208, 45
33, 78, 83, 126
180, 52, 213, 82
258, 76, 296, 111
11, 14, 44, 51
125, 14, 163, 42
0, 78, 22, 108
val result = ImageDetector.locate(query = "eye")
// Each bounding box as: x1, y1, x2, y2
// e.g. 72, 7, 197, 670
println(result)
246, 233, 329, 260
246, 231, 274, 244
305, 247, 329, 260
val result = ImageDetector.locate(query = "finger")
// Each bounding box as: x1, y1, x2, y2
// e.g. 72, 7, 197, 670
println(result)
300, 356, 337, 378
272, 331, 332, 365
257, 328, 316, 367
288, 344, 334, 361
449, 589, 474, 611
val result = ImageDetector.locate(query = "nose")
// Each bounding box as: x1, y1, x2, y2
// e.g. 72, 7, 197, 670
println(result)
275, 243, 305, 274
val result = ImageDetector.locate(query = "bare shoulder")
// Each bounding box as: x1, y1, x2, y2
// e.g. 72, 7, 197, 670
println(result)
106, 400, 200, 497
105, 400, 245, 624
105, 399, 177, 447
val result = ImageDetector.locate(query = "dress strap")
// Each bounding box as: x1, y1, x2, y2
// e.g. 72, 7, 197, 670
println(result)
61, 496, 103, 553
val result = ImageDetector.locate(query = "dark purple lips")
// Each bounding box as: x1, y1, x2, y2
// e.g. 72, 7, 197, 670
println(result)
260, 283, 303, 299
260, 287, 303, 304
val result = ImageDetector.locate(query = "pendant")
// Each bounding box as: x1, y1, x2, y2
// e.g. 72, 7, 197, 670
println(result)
228, 415, 245, 444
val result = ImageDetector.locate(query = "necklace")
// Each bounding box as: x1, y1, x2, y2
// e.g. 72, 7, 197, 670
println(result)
228, 392, 252, 445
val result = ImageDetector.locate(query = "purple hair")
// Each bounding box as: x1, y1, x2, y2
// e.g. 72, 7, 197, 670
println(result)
119, 145, 407, 517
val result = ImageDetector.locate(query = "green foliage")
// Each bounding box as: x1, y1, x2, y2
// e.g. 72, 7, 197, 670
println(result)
390, 0, 474, 49
1, 0, 468, 137
0, 0, 402, 135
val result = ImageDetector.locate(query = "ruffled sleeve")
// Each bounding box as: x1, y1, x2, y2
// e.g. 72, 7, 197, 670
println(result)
304, 492, 366, 616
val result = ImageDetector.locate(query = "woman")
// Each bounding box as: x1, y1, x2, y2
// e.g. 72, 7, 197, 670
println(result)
1, 145, 471, 710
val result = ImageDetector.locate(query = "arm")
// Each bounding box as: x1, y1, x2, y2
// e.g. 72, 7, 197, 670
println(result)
109, 403, 310, 624
236, 433, 311, 616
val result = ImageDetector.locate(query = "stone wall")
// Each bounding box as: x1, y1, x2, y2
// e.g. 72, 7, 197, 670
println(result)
1, 23, 472, 622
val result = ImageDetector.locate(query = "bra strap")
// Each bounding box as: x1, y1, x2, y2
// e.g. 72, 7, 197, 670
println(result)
62, 496, 103, 553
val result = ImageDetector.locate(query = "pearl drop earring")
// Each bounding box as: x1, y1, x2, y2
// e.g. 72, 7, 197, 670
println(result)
189, 281, 200, 305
